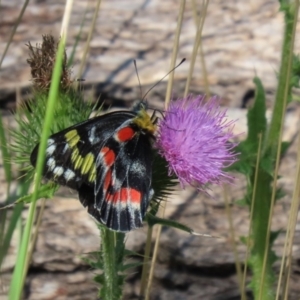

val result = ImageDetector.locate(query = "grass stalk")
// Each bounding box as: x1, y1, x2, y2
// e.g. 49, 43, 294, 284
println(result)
164, 0, 186, 106
8, 1, 73, 298
0, 0, 29, 68
76, 0, 102, 83
223, 184, 245, 300
139, 226, 153, 297
184, 0, 209, 97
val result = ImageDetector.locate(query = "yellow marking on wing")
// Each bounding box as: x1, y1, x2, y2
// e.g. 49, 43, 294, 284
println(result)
88, 166, 96, 182
133, 108, 156, 134
71, 147, 78, 162
81, 153, 94, 174
71, 147, 83, 169
71, 147, 96, 182
65, 130, 80, 148
74, 156, 83, 169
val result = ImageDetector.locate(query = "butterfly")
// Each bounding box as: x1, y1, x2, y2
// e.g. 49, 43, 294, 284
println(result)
30, 101, 157, 232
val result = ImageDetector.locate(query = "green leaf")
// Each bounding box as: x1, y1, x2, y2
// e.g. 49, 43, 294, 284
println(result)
15, 183, 58, 205
0, 112, 12, 185
146, 213, 194, 234
122, 262, 143, 271
245, 77, 267, 151
81, 252, 103, 270
270, 229, 281, 244
275, 187, 285, 200
229, 78, 268, 177
259, 155, 274, 177
227, 144, 254, 175
239, 235, 249, 245
235, 198, 248, 206
151, 152, 178, 206
280, 141, 290, 157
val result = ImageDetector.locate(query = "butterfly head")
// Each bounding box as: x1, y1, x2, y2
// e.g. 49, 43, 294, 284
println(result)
132, 100, 157, 135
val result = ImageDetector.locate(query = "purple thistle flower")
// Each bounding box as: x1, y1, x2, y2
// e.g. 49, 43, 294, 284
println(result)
155, 95, 238, 190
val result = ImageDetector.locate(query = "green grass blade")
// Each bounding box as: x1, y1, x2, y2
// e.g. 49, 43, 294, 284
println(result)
0, 204, 24, 267
0, 180, 31, 268
0, 110, 13, 275
0, 0, 29, 68
0, 112, 12, 188
68, 11, 87, 67
8, 36, 67, 300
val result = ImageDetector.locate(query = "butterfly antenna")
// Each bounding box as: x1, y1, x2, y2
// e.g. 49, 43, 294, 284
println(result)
134, 60, 143, 100
142, 58, 186, 101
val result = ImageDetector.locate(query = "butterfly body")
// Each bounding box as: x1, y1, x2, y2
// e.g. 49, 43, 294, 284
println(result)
30, 102, 156, 232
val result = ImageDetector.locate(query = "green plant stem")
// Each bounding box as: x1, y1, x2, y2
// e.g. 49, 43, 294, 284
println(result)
265, 1, 297, 153
100, 228, 121, 300
0, 181, 31, 269
250, 2, 298, 299
8, 37, 66, 300
242, 133, 262, 299
250, 169, 274, 300
140, 226, 153, 297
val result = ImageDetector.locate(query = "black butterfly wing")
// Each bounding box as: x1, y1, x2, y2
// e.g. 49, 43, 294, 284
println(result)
86, 124, 154, 232
30, 110, 154, 232
30, 111, 134, 190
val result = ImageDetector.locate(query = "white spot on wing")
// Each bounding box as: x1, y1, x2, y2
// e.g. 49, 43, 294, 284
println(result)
53, 166, 64, 177
62, 143, 69, 154
64, 169, 76, 181
47, 138, 55, 145
47, 158, 56, 171
89, 126, 100, 144
46, 144, 56, 156
149, 188, 154, 200
113, 177, 121, 191
130, 161, 146, 176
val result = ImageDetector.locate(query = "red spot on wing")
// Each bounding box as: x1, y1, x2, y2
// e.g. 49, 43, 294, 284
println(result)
116, 127, 135, 142
103, 170, 112, 191
100, 147, 115, 167
127, 188, 142, 203
107, 188, 141, 204
107, 191, 118, 204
